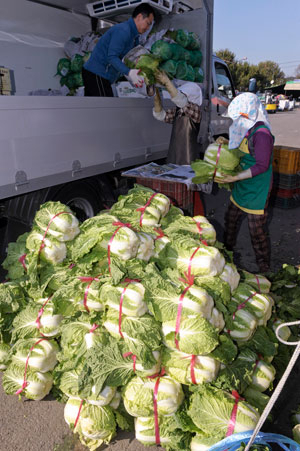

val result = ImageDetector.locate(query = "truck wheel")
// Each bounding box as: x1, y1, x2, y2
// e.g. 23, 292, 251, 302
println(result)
50, 180, 103, 222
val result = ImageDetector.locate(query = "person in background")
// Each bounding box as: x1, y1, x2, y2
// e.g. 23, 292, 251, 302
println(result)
152, 71, 202, 164
82, 3, 155, 97
215, 92, 274, 274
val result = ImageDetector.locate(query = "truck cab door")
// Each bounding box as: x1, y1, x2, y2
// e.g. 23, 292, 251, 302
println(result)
210, 58, 235, 139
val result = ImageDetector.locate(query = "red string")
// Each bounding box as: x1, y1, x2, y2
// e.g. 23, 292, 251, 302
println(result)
152, 368, 165, 445
255, 275, 261, 293
38, 211, 72, 256
15, 338, 47, 395
190, 355, 197, 384
18, 254, 27, 271
213, 144, 222, 179
136, 193, 159, 227
35, 296, 52, 336
123, 352, 137, 372
175, 248, 199, 349
226, 390, 243, 437
232, 292, 257, 320
78, 276, 101, 313
107, 222, 132, 275
154, 228, 165, 240
89, 324, 99, 333
74, 400, 84, 429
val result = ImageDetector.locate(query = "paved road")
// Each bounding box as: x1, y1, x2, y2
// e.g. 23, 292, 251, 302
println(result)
0, 106, 300, 451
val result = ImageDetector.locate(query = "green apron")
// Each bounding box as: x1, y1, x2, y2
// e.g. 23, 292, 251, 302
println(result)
230, 125, 273, 215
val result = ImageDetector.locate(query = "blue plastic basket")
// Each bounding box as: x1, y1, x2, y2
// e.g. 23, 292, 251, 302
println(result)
208, 431, 300, 451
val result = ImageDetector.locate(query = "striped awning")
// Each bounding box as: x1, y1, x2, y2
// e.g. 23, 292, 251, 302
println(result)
284, 83, 300, 90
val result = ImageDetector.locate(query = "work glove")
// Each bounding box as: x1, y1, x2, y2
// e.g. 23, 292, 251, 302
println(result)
128, 69, 144, 88
155, 70, 187, 108
152, 88, 166, 121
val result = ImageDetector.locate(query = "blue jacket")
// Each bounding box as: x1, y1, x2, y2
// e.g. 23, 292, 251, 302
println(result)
84, 18, 139, 83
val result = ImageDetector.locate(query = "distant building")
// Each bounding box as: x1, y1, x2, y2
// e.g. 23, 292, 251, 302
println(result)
284, 80, 300, 98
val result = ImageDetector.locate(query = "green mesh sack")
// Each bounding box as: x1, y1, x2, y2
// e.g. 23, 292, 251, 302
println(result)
56, 58, 71, 77
70, 54, 84, 72
186, 64, 196, 81
189, 50, 203, 67
65, 72, 83, 89
159, 60, 177, 78
59, 75, 68, 87
169, 43, 186, 61
187, 32, 201, 50
175, 61, 188, 80
194, 67, 204, 83
175, 29, 191, 48
151, 40, 173, 61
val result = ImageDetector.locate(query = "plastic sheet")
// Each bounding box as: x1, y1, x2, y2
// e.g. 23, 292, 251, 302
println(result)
208, 431, 300, 451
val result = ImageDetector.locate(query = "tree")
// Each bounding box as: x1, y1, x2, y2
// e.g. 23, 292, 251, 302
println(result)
215, 49, 286, 91
295, 64, 300, 78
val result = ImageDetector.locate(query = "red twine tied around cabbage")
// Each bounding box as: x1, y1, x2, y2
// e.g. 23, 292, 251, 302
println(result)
213, 144, 222, 179
175, 247, 200, 350
78, 275, 102, 313
136, 193, 159, 227
18, 254, 27, 271
181, 354, 197, 384
15, 338, 48, 395
154, 228, 165, 240
192, 218, 208, 246
118, 279, 141, 339
147, 367, 166, 445
35, 296, 53, 337
255, 275, 261, 293
89, 324, 99, 333
123, 352, 137, 372
226, 390, 244, 437
38, 211, 72, 256
227, 291, 258, 335
74, 400, 85, 429
107, 221, 133, 275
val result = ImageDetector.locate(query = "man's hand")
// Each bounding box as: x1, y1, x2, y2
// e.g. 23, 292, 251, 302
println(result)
128, 69, 144, 88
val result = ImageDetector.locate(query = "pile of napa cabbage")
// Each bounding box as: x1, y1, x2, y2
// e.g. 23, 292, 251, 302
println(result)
0, 185, 299, 451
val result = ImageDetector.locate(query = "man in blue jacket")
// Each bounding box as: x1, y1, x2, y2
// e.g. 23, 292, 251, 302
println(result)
83, 3, 155, 96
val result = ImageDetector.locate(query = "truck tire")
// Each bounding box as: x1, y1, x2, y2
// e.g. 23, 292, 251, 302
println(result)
49, 179, 103, 222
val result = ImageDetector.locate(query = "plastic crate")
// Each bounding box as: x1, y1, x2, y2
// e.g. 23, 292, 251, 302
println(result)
273, 171, 300, 189
135, 177, 194, 215
87, 0, 173, 18
273, 145, 300, 175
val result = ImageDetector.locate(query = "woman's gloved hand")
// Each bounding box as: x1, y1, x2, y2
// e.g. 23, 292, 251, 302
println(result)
152, 88, 166, 121
155, 70, 187, 108
128, 69, 144, 88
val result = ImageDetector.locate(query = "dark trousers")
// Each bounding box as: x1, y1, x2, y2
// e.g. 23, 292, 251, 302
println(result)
224, 198, 271, 273
82, 67, 113, 97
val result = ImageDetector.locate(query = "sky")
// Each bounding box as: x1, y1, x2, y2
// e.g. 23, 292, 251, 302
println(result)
213, 0, 300, 77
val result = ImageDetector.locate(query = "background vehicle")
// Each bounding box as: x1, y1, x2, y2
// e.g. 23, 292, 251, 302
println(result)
0, 0, 235, 261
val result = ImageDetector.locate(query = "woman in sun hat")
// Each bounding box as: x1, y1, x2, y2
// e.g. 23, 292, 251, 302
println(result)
215, 92, 274, 274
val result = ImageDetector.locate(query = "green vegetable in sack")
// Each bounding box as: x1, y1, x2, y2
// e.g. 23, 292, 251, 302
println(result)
159, 60, 177, 78
175, 29, 191, 48
56, 58, 71, 76
176, 61, 188, 80
189, 50, 203, 67
169, 43, 186, 61
150, 40, 173, 61
70, 54, 84, 73
187, 31, 201, 50
65, 72, 84, 89
195, 67, 204, 83
186, 64, 196, 81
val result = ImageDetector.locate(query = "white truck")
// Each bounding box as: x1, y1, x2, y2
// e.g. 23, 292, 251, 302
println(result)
0, 0, 235, 261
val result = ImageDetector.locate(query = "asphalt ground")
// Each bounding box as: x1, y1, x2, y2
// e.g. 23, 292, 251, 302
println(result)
0, 106, 300, 451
